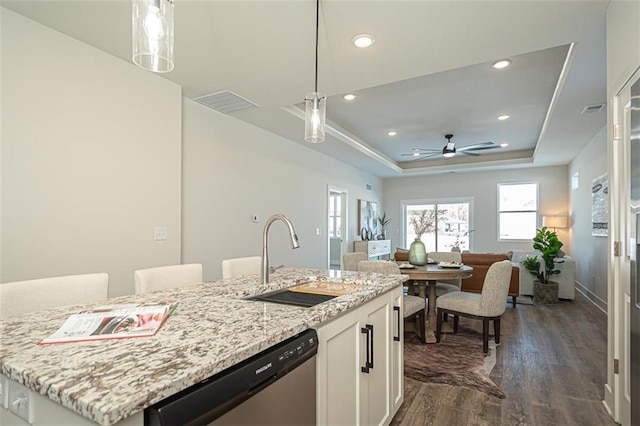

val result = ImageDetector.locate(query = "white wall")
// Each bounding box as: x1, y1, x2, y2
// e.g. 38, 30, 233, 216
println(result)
568, 127, 608, 309
1, 8, 182, 297
181, 99, 383, 281
382, 166, 569, 254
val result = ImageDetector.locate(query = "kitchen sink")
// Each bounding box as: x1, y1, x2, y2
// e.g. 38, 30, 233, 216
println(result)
245, 281, 360, 308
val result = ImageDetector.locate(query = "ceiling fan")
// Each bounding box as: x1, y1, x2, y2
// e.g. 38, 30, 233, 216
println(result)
401, 134, 500, 161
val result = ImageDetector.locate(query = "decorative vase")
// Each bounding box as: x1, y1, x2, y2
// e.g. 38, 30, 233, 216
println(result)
408, 238, 427, 266
367, 229, 373, 241
361, 227, 368, 241
533, 280, 559, 304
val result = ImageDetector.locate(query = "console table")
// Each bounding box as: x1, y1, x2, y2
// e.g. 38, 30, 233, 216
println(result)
354, 239, 391, 260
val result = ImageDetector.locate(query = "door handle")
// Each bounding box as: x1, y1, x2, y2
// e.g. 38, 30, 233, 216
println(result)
393, 306, 401, 341
360, 324, 374, 373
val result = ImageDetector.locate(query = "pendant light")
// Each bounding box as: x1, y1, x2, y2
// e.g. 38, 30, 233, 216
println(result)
132, 0, 174, 73
304, 0, 326, 143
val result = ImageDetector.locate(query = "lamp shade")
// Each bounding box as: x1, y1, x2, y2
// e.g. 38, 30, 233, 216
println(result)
304, 92, 326, 143
542, 216, 568, 229
132, 0, 174, 73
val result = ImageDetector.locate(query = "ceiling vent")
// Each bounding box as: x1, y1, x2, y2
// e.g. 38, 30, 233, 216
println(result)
193, 90, 258, 114
581, 103, 605, 114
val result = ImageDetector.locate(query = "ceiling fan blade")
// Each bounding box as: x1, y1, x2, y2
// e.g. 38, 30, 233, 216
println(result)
457, 151, 481, 157
457, 142, 494, 151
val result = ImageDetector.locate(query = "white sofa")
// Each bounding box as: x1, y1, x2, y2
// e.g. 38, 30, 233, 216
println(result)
509, 250, 576, 300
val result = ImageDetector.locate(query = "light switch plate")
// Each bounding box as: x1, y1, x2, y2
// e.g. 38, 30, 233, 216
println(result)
154, 227, 168, 241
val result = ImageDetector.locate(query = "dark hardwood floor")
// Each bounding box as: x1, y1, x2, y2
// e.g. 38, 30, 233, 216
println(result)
391, 292, 616, 426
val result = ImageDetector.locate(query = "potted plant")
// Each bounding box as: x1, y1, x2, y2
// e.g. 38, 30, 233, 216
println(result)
377, 213, 391, 240
408, 209, 430, 265
522, 227, 564, 304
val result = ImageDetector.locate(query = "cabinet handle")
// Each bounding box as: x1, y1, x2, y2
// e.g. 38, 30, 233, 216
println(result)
360, 324, 374, 373
393, 306, 401, 341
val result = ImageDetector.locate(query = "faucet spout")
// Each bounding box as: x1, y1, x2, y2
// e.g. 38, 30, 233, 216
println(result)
261, 214, 300, 284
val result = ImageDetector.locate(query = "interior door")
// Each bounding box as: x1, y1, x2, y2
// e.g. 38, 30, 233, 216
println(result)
328, 186, 347, 270
628, 78, 640, 426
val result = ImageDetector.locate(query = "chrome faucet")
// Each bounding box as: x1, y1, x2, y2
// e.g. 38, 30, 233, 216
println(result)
261, 214, 300, 284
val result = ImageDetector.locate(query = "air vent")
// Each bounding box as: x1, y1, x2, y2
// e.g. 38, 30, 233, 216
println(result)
193, 90, 258, 114
581, 103, 605, 114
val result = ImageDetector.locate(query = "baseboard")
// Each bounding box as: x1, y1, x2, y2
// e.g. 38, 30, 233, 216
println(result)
575, 281, 607, 314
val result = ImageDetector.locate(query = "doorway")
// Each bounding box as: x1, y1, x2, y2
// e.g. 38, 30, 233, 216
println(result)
328, 186, 347, 270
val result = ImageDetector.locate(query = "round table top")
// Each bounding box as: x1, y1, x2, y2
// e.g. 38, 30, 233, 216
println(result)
397, 263, 473, 280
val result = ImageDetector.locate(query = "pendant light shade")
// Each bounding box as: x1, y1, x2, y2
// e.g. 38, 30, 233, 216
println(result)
304, 0, 326, 143
132, 0, 174, 73
305, 92, 326, 143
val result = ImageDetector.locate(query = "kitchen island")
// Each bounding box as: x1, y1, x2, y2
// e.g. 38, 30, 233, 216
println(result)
0, 268, 406, 425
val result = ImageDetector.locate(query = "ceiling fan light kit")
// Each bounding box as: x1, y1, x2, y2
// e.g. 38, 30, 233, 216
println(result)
132, 0, 174, 73
304, 0, 326, 143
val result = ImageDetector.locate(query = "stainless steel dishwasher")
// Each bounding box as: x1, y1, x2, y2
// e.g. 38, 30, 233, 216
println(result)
145, 329, 318, 426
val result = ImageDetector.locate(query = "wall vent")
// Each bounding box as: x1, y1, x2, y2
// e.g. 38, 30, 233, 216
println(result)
193, 90, 259, 114
581, 103, 605, 114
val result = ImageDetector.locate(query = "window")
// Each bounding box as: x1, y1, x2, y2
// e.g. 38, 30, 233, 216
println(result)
403, 199, 472, 252
498, 182, 538, 240
329, 192, 342, 237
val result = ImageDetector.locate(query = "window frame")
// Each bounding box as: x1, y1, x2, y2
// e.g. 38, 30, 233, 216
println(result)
401, 197, 474, 251
497, 181, 539, 241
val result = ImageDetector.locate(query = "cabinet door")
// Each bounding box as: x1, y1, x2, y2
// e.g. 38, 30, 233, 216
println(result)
391, 288, 404, 414
361, 294, 392, 426
316, 307, 363, 426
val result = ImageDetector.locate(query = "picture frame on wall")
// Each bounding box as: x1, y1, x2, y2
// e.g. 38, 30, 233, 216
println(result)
358, 199, 378, 235
591, 173, 608, 237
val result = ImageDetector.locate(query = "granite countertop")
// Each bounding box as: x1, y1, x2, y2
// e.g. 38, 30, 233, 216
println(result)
0, 267, 407, 425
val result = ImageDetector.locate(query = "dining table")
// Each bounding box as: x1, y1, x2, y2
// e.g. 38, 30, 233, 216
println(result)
397, 262, 473, 329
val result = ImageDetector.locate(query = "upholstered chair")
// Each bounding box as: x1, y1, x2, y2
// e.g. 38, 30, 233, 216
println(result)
358, 260, 426, 343
435, 260, 513, 352
427, 251, 463, 296
0, 273, 109, 318
221, 256, 261, 279
134, 264, 203, 294
342, 252, 368, 272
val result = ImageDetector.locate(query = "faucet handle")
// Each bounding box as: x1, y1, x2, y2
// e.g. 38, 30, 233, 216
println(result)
269, 264, 284, 273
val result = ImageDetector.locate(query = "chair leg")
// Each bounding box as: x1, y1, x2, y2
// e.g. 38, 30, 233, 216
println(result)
512, 295, 517, 308
436, 309, 442, 343
453, 315, 459, 333
482, 318, 489, 353
418, 310, 426, 344
494, 317, 501, 344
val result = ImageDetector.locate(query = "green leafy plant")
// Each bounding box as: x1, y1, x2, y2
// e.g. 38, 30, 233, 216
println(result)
522, 227, 564, 284
378, 213, 391, 228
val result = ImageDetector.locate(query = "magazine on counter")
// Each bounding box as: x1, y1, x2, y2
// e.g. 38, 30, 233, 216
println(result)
38, 302, 178, 345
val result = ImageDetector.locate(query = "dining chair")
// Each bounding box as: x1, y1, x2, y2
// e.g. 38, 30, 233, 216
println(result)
134, 264, 203, 294
435, 260, 513, 353
428, 251, 463, 296
0, 273, 109, 318
342, 252, 368, 271
358, 260, 426, 343
221, 256, 261, 279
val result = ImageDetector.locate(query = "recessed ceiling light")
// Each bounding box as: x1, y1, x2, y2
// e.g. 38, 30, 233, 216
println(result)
500, 143, 509, 147
492, 59, 511, 69
343, 94, 357, 101
387, 131, 397, 136
497, 114, 510, 121
352, 34, 375, 48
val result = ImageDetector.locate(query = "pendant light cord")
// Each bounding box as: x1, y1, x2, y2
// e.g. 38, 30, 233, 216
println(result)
314, 0, 319, 93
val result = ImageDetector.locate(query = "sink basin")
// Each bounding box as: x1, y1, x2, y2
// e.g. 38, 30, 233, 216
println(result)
245, 289, 336, 307
245, 281, 361, 307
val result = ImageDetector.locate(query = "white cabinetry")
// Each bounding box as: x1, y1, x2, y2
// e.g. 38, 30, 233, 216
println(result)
315, 287, 403, 426
354, 240, 391, 260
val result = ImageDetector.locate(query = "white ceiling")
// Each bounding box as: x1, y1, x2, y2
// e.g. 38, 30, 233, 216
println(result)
1, 0, 608, 178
